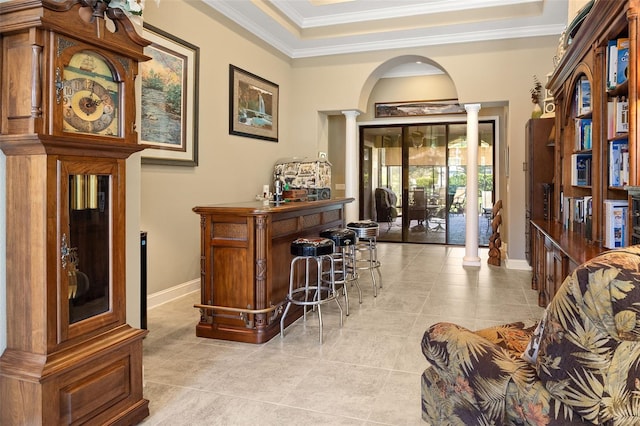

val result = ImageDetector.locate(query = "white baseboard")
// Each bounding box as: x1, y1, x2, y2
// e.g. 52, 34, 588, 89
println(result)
505, 258, 532, 271
147, 279, 200, 310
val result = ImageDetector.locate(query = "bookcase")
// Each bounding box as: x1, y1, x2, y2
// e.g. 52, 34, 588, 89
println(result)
525, 118, 554, 264
531, 0, 638, 306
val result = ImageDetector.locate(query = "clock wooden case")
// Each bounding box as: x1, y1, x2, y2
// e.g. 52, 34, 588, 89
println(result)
0, 0, 151, 424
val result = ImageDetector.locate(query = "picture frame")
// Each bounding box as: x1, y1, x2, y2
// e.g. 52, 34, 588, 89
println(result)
375, 99, 465, 118
229, 65, 279, 142
140, 24, 199, 166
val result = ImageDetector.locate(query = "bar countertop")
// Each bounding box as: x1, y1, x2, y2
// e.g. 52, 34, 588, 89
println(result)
193, 197, 354, 215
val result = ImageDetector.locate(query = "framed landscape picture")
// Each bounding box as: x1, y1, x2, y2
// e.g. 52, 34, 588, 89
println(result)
375, 99, 465, 118
140, 24, 199, 166
229, 65, 279, 142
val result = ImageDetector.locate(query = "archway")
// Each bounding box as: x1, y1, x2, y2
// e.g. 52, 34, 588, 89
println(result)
351, 56, 494, 249
358, 55, 457, 115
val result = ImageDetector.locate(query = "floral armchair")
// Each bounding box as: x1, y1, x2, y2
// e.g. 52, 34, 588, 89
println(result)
421, 246, 640, 425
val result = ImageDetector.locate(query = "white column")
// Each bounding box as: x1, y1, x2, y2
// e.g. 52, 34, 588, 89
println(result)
463, 103, 481, 266
342, 110, 360, 223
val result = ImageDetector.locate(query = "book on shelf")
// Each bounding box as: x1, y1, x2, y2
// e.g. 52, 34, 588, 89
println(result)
571, 153, 592, 186
617, 97, 629, 133
584, 195, 593, 239
562, 195, 572, 231
561, 195, 592, 239
573, 197, 585, 235
607, 39, 618, 89
609, 139, 629, 187
607, 37, 630, 89
622, 149, 629, 187
607, 97, 629, 137
617, 38, 629, 85
576, 76, 591, 116
604, 199, 628, 249
575, 118, 592, 150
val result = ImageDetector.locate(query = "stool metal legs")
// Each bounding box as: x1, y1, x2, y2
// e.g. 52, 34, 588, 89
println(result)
354, 237, 382, 297
322, 242, 361, 316
280, 253, 343, 343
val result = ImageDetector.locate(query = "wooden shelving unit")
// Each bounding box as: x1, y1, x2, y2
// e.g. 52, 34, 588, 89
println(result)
531, 0, 638, 306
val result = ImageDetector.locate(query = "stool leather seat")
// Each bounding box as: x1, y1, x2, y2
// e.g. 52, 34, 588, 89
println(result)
346, 221, 378, 228
290, 237, 334, 257
347, 221, 379, 239
320, 228, 357, 246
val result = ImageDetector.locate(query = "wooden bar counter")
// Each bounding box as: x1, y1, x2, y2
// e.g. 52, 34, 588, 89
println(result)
193, 198, 353, 343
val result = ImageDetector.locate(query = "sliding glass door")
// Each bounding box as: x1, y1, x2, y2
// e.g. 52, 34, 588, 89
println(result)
406, 125, 447, 243
360, 120, 495, 245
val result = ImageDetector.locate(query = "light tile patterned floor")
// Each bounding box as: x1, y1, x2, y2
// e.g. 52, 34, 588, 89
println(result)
140, 244, 543, 425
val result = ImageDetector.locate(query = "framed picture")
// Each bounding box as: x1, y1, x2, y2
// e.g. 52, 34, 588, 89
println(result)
229, 65, 279, 142
140, 24, 199, 166
375, 99, 465, 118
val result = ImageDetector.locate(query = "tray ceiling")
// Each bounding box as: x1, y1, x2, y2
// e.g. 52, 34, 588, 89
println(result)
202, 0, 568, 58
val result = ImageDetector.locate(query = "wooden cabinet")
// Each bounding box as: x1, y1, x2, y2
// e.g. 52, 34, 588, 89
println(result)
531, 220, 601, 307
193, 198, 353, 344
525, 118, 555, 264
530, 1, 640, 305
530, 223, 545, 293
630, 187, 640, 244
0, 1, 150, 424
543, 237, 567, 307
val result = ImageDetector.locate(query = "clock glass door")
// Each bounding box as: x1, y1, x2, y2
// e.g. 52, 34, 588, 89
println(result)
66, 173, 111, 324
58, 158, 124, 344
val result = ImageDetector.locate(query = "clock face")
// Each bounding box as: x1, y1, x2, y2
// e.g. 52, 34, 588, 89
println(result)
63, 52, 120, 136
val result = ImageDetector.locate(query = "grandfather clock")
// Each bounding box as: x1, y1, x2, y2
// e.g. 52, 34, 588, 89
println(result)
0, 0, 150, 424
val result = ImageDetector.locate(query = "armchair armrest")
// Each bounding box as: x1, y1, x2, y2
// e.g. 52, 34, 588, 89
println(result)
421, 322, 519, 424
421, 322, 592, 426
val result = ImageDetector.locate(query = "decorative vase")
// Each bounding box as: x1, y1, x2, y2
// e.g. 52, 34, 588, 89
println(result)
531, 103, 543, 119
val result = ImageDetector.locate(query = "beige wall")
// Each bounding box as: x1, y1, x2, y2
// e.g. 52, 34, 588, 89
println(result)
141, 2, 297, 295
569, 0, 592, 19
0, 5, 564, 351
140, 1, 560, 296
0, 0, 568, 351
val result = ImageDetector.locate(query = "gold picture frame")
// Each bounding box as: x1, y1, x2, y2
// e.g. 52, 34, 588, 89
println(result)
140, 24, 199, 166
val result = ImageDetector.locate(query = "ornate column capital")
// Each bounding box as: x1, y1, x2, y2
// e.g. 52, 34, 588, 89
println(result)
464, 103, 481, 114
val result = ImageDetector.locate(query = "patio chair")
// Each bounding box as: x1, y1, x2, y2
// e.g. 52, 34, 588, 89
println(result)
408, 187, 427, 229
450, 187, 466, 214
374, 187, 398, 230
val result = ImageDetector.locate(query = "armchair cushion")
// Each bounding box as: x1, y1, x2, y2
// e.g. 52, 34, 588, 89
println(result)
422, 322, 588, 425
474, 321, 536, 354
534, 246, 640, 424
421, 246, 640, 425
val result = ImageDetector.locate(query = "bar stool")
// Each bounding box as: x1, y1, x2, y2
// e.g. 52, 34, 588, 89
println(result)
347, 221, 382, 297
280, 237, 343, 343
319, 227, 362, 315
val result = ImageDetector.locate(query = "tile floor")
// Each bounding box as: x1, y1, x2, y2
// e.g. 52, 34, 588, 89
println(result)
140, 243, 544, 425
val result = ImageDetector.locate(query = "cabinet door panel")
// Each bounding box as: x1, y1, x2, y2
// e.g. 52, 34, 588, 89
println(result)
544, 239, 555, 307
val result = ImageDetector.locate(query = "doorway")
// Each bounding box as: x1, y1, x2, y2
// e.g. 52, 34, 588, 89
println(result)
360, 121, 495, 245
